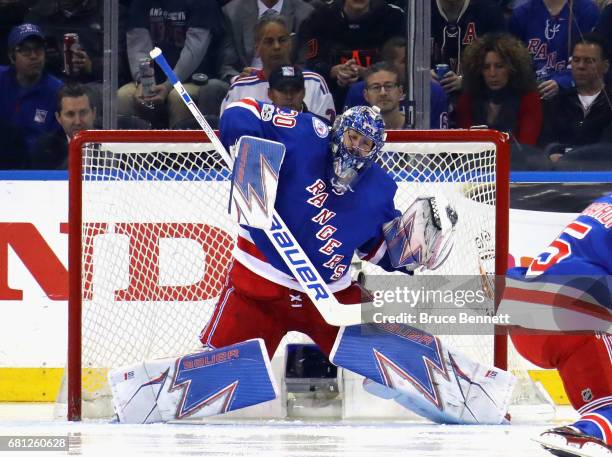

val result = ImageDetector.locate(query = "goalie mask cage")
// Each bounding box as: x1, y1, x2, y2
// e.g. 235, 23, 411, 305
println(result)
67, 129, 510, 421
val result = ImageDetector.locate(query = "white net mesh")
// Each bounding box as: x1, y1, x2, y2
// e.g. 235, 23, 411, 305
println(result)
367, 142, 498, 365
69, 130, 535, 419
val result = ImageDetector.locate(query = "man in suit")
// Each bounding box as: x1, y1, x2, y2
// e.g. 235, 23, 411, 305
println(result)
197, 0, 314, 117
32, 83, 96, 169
219, 16, 335, 122
219, 0, 314, 83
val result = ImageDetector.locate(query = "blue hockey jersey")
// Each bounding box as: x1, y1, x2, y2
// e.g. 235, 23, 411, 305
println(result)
509, 0, 599, 89
220, 98, 401, 292
499, 193, 612, 332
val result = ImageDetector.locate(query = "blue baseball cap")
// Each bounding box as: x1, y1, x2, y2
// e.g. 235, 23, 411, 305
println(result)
7, 23, 45, 50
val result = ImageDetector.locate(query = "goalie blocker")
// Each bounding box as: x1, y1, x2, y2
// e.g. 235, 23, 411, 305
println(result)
109, 325, 514, 424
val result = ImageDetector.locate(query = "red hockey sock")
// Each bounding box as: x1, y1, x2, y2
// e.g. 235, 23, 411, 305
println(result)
511, 332, 612, 411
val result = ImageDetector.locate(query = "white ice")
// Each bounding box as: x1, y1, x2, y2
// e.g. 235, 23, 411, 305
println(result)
0, 404, 575, 457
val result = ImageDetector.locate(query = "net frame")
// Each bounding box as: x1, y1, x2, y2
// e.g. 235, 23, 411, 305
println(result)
67, 129, 510, 421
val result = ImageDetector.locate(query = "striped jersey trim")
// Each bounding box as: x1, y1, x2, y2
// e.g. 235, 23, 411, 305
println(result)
226, 98, 261, 118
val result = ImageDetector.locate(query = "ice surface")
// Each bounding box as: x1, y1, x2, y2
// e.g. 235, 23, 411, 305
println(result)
0, 404, 573, 457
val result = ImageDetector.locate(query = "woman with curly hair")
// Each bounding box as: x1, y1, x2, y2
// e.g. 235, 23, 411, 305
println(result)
455, 33, 542, 145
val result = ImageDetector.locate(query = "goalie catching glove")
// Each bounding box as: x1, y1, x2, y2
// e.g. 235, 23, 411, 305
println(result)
383, 195, 458, 270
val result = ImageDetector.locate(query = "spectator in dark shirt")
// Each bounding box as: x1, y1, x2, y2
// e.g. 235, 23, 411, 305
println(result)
539, 33, 612, 160
117, 0, 225, 128
455, 33, 542, 145
32, 83, 96, 169
0, 116, 27, 169
595, 2, 612, 84
343, 36, 449, 129
431, 0, 507, 96
0, 23, 63, 161
297, 0, 406, 109
0, 0, 30, 67
25, 1, 110, 83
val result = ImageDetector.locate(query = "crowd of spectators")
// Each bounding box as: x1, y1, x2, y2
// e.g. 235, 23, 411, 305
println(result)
0, 0, 611, 170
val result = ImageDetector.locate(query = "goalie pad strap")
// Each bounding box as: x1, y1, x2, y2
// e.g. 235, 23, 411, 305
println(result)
108, 339, 278, 423
331, 324, 515, 424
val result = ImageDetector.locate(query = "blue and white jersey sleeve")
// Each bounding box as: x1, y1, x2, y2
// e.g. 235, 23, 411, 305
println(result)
500, 193, 612, 332
219, 98, 266, 151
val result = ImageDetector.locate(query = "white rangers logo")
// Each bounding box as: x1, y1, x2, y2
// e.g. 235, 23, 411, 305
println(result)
312, 117, 329, 138
544, 19, 562, 40
34, 109, 48, 124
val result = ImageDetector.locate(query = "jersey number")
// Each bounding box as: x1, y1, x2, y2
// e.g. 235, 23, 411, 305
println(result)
272, 109, 298, 129
527, 221, 592, 276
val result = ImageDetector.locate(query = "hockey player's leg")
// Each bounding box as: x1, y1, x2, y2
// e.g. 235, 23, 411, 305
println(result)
330, 324, 515, 424
107, 262, 297, 424
200, 261, 287, 358
512, 331, 612, 456
536, 405, 612, 457
108, 339, 278, 423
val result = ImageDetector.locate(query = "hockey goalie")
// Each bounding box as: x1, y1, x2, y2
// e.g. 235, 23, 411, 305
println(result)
108, 102, 515, 425
499, 193, 612, 457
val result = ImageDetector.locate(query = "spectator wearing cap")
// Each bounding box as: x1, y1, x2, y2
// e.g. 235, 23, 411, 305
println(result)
267, 65, 307, 113
0, 23, 63, 165
219, 16, 335, 122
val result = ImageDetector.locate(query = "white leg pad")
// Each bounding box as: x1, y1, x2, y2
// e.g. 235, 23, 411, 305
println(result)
108, 339, 278, 423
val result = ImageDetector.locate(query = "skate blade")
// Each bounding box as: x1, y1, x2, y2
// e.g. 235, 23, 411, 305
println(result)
532, 436, 611, 457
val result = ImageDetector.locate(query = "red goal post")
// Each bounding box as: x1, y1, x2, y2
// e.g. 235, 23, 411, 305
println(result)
67, 128, 510, 421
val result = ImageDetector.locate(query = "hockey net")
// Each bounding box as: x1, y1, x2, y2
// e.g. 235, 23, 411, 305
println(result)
65, 129, 541, 421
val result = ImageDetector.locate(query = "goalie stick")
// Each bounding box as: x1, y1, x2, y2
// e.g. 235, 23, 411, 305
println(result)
149, 47, 361, 326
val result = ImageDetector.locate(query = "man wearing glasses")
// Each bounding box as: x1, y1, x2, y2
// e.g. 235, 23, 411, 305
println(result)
0, 23, 63, 166
362, 62, 408, 129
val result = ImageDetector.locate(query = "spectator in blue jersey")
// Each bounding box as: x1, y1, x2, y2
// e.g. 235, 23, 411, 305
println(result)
509, 0, 599, 100
431, 0, 507, 96
117, 0, 225, 128
344, 37, 448, 129
296, 0, 406, 110
0, 23, 63, 163
455, 33, 542, 145
538, 33, 611, 160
